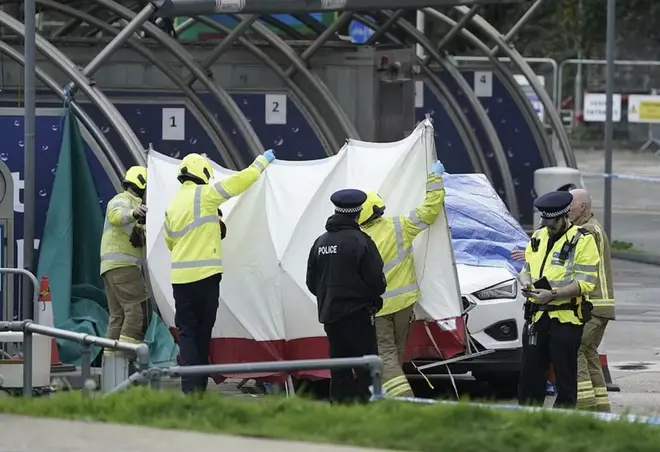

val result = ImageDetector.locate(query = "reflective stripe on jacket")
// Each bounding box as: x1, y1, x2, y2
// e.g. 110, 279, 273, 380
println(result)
100, 191, 144, 275
577, 216, 615, 320
362, 173, 445, 317
523, 225, 600, 325
164, 155, 269, 285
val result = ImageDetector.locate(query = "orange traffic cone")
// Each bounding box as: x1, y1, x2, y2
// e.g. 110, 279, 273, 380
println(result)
39, 276, 65, 371
598, 345, 620, 392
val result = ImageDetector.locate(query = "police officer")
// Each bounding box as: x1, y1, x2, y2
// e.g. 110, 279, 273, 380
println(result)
518, 191, 601, 409
101, 166, 152, 356
359, 159, 446, 398
164, 150, 274, 394
306, 189, 387, 404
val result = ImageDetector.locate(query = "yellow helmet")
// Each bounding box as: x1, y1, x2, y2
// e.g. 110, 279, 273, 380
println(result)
177, 153, 214, 184
359, 191, 386, 225
123, 166, 147, 191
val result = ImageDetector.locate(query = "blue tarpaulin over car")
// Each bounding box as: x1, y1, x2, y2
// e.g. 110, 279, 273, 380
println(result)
444, 174, 530, 276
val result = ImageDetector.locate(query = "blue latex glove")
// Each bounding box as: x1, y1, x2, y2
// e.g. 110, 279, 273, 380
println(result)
263, 149, 276, 163
431, 160, 445, 175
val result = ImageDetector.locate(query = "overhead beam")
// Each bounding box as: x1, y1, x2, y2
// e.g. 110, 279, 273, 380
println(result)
152, 0, 525, 17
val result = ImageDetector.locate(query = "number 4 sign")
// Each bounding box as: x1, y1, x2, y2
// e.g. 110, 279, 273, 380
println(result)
474, 71, 493, 98
265, 94, 287, 125
162, 107, 186, 141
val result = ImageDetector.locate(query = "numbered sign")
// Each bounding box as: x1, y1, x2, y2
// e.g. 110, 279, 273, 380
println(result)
265, 94, 287, 125
474, 71, 493, 98
162, 107, 185, 141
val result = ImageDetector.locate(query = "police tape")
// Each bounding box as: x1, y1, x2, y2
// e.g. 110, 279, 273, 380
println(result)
387, 396, 660, 426
580, 172, 660, 183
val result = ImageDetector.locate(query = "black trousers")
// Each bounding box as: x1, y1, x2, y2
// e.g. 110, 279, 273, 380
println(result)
323, 308, 379, 404
172, 273, 222, 394
518, 313, 584, 408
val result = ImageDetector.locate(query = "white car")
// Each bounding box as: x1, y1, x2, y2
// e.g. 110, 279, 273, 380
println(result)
406, 263, 525, 395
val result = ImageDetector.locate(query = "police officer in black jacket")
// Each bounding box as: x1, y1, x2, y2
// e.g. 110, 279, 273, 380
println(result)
306, 189, 387, 404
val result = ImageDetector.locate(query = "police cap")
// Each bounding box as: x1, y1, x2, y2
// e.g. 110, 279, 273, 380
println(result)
331, 189, 367, 214
534, 191, 573, 226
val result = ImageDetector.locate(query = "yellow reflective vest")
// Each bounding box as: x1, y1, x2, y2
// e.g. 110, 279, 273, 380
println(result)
576, 215, 615, 320
523, 225, 600, 325
164, 155, 269, 285
100, 191, 144, 275
362, 173, 445, 317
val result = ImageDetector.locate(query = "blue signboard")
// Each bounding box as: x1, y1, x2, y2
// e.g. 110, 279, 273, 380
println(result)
349, 19, 375, 44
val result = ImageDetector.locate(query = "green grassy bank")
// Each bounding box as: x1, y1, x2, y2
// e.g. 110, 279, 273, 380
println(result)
1, 388, 659, 451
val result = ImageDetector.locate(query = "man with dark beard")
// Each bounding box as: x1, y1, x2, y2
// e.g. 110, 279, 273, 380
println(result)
518, 191, 600, 409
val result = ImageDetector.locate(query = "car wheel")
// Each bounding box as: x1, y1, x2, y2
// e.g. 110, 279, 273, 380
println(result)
473, 371, 519, 398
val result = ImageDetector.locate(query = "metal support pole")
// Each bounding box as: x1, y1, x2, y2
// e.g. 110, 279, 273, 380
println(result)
22, 326, 33, 397
82, 4, 156, 77
604, 0, 616, 240
23, 0, 36, 322
434, 5, 481, 51
493, 0, 547, 54
80, 343, 92, 398
184, 15, 258, 87
365, 9, 404, 45
416, 10, 425, 59
283, 11, 354, 78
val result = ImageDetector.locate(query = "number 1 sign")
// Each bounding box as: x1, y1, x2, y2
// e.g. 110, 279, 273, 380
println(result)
162, 107, 186, 141
265, 94, 287, 125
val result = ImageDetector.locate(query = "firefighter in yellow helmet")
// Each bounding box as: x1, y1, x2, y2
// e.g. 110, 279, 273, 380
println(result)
164, 150, 275, 394
101, 166, 152, 356
359, 160, 446, 398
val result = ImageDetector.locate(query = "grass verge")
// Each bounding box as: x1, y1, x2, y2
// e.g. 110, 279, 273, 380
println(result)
2, 388, 660, 451
612, 240, 645, 254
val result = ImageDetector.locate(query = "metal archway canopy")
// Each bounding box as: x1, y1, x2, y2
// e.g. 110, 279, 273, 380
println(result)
152, 0, 524, 17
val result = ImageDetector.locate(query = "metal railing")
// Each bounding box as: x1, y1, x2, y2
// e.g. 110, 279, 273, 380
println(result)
0, 268, 40, 322
107, 355, 385, 399
0, 320, 150, 397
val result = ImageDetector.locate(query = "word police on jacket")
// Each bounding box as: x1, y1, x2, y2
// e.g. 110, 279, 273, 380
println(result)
318, 245, 338, 255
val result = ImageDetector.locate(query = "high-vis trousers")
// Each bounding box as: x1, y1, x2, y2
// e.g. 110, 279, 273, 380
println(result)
576, 316, 610, 412
172, 273, 221, 395
518, 314, 584, 409
103, 266, 151, 352
376, 304, 414, 398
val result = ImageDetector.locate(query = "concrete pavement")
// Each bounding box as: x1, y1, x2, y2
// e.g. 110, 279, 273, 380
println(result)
0, 415, 389, 452
575, 149, 660, 253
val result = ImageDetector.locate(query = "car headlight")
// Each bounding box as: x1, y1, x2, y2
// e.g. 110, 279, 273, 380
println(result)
473, 279, 518, 301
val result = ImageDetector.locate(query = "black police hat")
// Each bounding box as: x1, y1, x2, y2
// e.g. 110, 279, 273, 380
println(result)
534, 191, 573, 226
330, 189, 367, 214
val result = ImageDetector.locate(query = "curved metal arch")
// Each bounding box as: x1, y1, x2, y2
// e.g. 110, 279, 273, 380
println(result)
424, 8, 553, 168
453, 5, 576, 168
25, 0, 241, 169
94, 0, 263, 162
0, 10, 146, 164
239, 16, 360, 146
193, 15, 336, 156
352, 13, 488, 178
0, 39, 124, 190
380, 11, 518, 216
423, 71, 488, 176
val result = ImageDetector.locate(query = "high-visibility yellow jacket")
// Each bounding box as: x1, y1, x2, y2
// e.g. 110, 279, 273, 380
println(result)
576, 215, 615, 320
362, 173, 445, 317
523, 225, 600, 325
164, 155, 269, 285
100, 191, 145, 275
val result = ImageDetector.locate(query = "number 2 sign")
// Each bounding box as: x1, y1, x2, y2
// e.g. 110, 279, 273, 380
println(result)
162, 107, 186, 141
265, 94, 287, 125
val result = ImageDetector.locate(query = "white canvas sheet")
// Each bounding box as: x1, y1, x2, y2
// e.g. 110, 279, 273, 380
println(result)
146, 120, 463, 346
